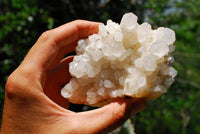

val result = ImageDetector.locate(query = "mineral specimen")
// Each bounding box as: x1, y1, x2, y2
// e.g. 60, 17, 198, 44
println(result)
61, 12, 177, 106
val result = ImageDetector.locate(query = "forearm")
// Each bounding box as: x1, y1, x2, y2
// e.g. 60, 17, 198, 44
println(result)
1, 91, 58, 134
1, 92, 39, 134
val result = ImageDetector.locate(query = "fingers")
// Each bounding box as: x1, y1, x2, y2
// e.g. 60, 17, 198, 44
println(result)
43, 56, 74, 108
70, 99, 146, 133
21, 20, 100, 72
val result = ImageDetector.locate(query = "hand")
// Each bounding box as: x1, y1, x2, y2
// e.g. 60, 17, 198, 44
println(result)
1, 20, 146, 134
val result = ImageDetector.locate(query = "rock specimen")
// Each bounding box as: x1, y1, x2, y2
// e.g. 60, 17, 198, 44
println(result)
61, 13, 177, 106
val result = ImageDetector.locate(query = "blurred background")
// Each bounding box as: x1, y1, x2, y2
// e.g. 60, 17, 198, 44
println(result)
0, 0, 200, 133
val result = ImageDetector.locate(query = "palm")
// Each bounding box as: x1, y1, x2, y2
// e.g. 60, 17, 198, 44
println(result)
43, 57, 73, 108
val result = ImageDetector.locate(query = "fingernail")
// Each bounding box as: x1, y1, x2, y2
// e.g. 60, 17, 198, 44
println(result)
130, 100, 146, 115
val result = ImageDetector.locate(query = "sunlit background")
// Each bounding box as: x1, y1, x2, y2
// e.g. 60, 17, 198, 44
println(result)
1, 0, 200, 133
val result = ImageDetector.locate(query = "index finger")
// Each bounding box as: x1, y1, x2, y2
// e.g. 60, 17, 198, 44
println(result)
21, 20, 100, 72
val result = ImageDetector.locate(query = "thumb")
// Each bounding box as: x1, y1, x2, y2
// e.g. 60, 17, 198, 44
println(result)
73, 99, 146, 134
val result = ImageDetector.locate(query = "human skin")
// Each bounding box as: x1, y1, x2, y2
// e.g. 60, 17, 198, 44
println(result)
1, 20, 146, 134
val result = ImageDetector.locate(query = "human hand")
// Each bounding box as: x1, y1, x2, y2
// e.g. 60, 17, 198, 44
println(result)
1, 20, 146, 134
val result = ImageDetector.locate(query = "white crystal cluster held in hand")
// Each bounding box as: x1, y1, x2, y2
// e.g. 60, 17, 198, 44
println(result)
61, 13, 177, 105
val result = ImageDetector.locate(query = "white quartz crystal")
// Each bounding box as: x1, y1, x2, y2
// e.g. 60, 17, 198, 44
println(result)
61, 12, 177, 105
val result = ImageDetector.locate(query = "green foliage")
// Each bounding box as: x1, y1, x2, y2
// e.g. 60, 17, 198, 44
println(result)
0, 0, 53, 100
109, 119, 135, 134
119, 119, 135, 134
1, 0, 200, 133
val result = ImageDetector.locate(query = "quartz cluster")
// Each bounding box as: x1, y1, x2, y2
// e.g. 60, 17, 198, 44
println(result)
61, 13, 177, 105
